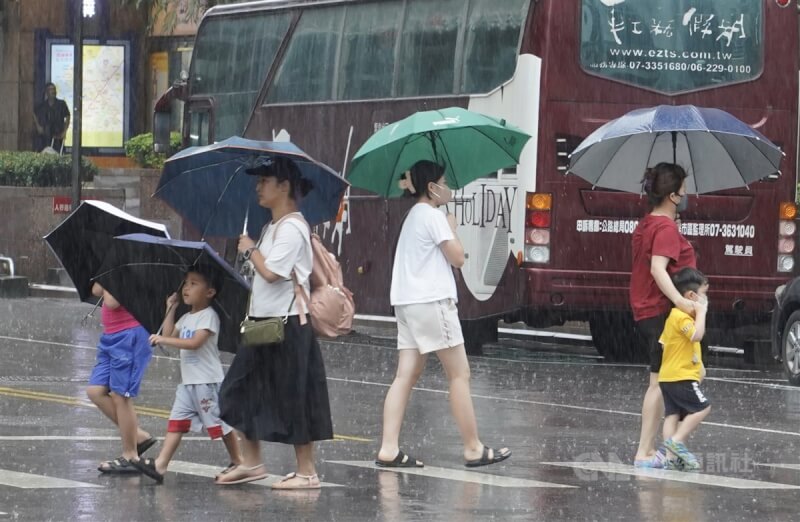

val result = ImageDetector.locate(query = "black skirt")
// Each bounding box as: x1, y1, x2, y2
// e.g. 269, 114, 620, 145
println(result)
219, 316, 334, 444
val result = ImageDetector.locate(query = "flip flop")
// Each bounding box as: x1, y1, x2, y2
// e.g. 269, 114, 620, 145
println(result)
137, 437, 157, 456
465, 446, 511, 468
375, 450, 424, 468
97, 457, 141, 474
215, 462, 238, 479
130, 458, 164, 484
214, 464, 268, 485
271, 472, 321, 490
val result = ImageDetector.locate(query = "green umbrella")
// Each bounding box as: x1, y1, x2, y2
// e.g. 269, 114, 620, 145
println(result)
347, 107, 531, 197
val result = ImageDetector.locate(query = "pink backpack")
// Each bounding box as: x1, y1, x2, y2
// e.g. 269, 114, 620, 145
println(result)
282, 216, 355, 338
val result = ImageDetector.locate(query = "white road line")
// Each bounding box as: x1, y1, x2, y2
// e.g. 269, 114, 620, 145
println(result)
705, 377, 799, 391
755, 463, 800, 471
327, 460, 574, 489
0, 436, 215, 442
0, 469, 102, 489
168, 460, 342, 488
544, 462, 800, 490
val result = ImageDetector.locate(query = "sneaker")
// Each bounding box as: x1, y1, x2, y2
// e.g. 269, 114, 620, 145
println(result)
634, 449, 666, 469
663, 439, 700, 470
663, 456, 685, 471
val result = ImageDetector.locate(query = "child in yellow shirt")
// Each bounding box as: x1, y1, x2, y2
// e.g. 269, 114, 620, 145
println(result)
658, 267, 710, 472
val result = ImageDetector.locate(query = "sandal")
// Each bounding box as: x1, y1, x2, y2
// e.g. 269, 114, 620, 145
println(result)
465, 446, 511, 468
375, 450, 424, 468
215, 462, 238, 479
130, 458, 164, 484
214, 464, 268, 485
97, 457, 141, 474
137, 437, 157, 456
271, 472, 321, 490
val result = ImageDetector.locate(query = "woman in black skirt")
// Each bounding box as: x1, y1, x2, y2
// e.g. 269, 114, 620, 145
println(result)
216, 156, 333, 489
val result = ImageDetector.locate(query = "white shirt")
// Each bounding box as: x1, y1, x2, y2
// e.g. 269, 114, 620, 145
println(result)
174, 307, 225, 385
390, 203, 457, 306
250, 213, 312, 317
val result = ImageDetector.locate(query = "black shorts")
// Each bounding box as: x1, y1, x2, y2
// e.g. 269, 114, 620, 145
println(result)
635, 314, 668, 373
660, 380, 711, 420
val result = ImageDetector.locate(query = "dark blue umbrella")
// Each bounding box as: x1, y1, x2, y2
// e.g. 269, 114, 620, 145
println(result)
567, 105, 784, 194
92, 233, 250, 354
155, 136, 348, 238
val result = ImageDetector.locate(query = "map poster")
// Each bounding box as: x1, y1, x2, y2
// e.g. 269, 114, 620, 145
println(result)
49, 43, 127, 148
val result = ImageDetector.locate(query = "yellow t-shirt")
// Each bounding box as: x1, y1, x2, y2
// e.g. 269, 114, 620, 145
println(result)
658, 308, 703, 382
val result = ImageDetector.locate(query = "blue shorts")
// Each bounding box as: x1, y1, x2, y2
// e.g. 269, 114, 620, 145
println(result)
88, 326, 152, 398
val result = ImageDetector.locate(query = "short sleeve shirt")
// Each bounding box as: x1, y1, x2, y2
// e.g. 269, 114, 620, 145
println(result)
250, 213, 313, 317
390, 203, 457, 306
658, 308, 703, 382
35, 98, 70, 137
174, 307, 225, 385
630, 214, 696, 321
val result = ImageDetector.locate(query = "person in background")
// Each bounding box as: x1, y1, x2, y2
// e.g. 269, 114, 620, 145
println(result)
33, 82, 70, 152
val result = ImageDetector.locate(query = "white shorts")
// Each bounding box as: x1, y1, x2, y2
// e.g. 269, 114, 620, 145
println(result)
168, 383, 232, 439
395, 299, 464, 354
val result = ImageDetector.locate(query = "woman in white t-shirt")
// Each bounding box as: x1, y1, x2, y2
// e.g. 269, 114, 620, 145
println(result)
376, 160, 511, 469
216, 157, 333, 489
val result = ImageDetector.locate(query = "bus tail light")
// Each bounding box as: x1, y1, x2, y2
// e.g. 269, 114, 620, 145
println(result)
778, 202, 798, 273
525, 192, 552, 264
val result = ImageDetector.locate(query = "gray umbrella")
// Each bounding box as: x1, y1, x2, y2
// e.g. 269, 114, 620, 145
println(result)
567, 105, 784, 194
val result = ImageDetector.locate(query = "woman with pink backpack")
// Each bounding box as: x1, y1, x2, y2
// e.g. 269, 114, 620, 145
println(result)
216, 157, 333, 488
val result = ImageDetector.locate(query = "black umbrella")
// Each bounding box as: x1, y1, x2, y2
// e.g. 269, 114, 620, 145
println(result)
92, 234, 250, 354
43, 201, 170, 302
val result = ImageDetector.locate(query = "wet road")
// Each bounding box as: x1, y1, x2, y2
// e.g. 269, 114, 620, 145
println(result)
1, 298, 800, 521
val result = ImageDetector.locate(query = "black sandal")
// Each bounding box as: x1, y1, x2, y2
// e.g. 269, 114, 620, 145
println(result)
97, 457, 141, 474
465, 446, 511, 468
375, 450, 424, 468
130, 458, 164, 484
137, 437, 157, 456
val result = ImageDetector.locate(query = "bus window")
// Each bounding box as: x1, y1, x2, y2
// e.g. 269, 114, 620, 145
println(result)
188, 108, 210, 147
461, 0, 530, 93
337, 2, 403, 100
396, 0, 464, 97
191, 12, 291, 138
268, 7, 344, 103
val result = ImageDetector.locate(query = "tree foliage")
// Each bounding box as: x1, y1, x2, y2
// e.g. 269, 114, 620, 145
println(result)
117, 0, 238, 34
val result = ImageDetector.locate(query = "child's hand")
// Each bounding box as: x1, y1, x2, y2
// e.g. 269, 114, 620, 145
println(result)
694, 297, 708, 314
149, 334, 164, 346
166, 293, 178, 309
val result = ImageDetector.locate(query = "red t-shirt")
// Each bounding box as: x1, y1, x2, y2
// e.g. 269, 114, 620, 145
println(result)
101, 303, 141, 334
630, 214, 696, 322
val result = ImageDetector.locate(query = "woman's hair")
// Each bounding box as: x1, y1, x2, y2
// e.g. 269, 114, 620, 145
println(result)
402, 160, 445, 199
672, 267, 708, 296
641, 162, 687, 206
248, 156, 313, 200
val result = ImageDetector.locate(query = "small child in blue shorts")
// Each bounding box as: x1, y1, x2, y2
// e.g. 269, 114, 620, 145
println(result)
87, 282, 156, 474
132, 267, 241, 483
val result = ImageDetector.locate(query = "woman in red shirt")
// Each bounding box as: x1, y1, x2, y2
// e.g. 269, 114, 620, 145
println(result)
630, 163, 697, 468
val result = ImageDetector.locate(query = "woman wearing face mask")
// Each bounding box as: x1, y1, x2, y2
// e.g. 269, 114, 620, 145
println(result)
375, 160, 511, 469
631, 162, 697, 468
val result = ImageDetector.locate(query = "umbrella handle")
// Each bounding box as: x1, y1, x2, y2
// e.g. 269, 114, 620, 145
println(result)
81, 296, 103, 328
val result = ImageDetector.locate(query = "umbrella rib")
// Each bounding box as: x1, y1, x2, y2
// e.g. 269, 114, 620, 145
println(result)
153, 157, 246, 197
684, 131, 700, 194
436, 135, 461, 189
467, 126, 525, 168
92, 262, 193, 280
385, 133, 416, 197
201, 165, 246, 240
707, 131, 749, 189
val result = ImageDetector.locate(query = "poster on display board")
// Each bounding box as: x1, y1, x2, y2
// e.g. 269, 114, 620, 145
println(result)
46, 40, 130, 150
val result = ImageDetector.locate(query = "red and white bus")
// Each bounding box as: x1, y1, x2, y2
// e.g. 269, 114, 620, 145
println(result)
155, 0, 799, 361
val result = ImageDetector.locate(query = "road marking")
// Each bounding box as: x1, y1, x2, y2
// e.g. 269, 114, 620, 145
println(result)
0, 387, 370, 443
0, 469, 102, 489
755, 463, 800, 471
327, 461, 575, 489
544, 462, 800, 490
705, 377, 800, 391
169, 460, 342, 487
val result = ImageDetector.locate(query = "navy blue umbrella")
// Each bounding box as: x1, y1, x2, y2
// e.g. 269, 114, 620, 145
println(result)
568, 105, 784, 194
155, 136, 348, 238
92, 233, 250, 354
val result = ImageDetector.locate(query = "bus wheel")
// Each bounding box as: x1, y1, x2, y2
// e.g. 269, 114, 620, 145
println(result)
589, 313, 644, 363
461, 317, 498, 356
782, 310, 800, 386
